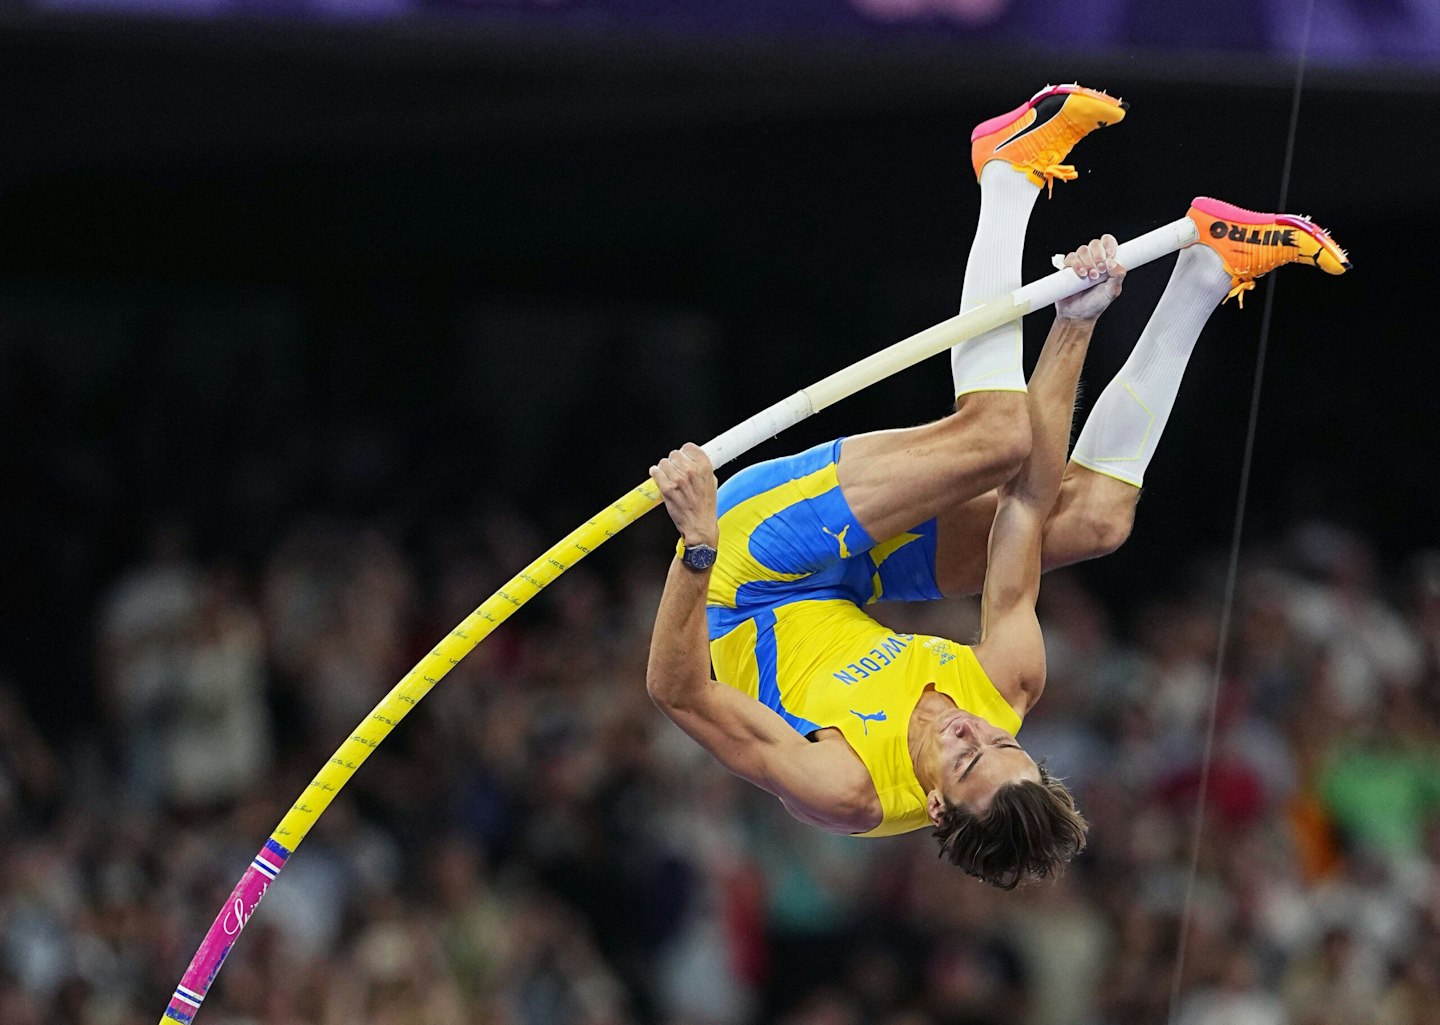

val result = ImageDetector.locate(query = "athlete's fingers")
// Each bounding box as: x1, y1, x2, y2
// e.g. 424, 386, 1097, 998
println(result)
673, 448, 716, 492
679, 442, 711, 470
666, 455, 697, 491
1071, 241, 1102, 280
1099, 233, 1125, 285
653, 443, 719, 549
681, 450, 717, 496
656, 454, 713, 512
1091, 239, 1115, 278
652, 462, 682, 509
670, 448, 699, 476
656, 457, 684, 486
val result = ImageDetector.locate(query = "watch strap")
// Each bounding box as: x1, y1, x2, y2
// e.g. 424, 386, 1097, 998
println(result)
675, 537, 718, 571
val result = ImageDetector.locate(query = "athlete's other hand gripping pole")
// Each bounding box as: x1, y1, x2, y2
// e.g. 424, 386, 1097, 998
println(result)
155, 218, 1196, 1025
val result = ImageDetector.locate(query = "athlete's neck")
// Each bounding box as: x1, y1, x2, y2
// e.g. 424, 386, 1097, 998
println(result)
907, 686, 957, 791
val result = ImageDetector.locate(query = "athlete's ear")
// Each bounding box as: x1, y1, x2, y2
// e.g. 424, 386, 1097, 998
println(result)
926, 788, 946, 827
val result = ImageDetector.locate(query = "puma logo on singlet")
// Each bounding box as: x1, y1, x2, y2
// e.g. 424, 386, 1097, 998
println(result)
822, 525, 851, 559
849, 709, 888, 735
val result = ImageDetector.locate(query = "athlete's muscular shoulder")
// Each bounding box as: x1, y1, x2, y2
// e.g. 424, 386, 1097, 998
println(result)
780, 729, 882, 834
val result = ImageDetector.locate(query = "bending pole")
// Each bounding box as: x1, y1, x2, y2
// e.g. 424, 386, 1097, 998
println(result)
156, 215, 1198, 1025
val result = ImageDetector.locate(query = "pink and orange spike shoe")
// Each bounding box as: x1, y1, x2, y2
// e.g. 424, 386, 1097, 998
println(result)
1187, 197, 1351, 307
971, 84, 1128, 195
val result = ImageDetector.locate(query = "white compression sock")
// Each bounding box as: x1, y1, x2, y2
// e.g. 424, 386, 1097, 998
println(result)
1070, 244, 1234, 487
951, 161, 1042, 398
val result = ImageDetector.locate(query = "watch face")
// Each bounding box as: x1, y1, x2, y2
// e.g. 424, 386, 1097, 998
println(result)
685, 544, 717, 570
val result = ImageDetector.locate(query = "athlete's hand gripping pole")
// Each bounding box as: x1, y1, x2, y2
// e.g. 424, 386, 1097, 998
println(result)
156, 215, 1197, 1025
703, 218, 1198, 464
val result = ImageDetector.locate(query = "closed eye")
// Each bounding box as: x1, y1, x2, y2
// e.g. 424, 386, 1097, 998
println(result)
958, 743, 1026, 781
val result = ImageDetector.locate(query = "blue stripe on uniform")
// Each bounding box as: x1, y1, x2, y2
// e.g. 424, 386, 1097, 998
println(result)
752, 608, 821, 737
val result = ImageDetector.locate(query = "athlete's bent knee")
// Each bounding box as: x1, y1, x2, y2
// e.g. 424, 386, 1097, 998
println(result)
1083, 499, 1133, 558
956, 391, 1031, 478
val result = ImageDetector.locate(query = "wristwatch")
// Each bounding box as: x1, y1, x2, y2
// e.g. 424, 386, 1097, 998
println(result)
676, 538, 718, 572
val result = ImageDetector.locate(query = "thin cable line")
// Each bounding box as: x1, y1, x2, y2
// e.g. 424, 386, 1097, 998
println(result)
1166, 1, 1317, 1019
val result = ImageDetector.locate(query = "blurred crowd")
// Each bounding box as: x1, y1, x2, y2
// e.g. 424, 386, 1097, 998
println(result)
3, 510, 1440, 1025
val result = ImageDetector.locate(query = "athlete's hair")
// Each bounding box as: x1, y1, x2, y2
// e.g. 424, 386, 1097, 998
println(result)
932, 764, 1088, 890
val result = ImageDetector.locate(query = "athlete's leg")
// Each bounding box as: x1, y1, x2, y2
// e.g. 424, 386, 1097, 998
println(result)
837, 391, 1030, 547
932, 241, 1230, 593
932, 468, 1136, 596
837, 86, 1125, 548
933, 193, 1352, 596
1041, 466, 1138, 568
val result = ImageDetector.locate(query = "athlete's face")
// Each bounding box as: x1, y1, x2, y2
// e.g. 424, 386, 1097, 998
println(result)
926, 710, 1039, 822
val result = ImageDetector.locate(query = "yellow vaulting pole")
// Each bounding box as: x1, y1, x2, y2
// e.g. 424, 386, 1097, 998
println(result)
154, 481, 665, 1025
277, 481, 662, 847
157, 217, 1199, 1025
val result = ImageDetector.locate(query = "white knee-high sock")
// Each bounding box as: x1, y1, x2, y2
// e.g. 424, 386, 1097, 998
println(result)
951, 162, 1042, 398
1070, 244, 1234, 487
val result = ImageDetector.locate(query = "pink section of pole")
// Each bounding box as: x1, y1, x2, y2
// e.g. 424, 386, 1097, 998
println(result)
161, 840, 290, 1023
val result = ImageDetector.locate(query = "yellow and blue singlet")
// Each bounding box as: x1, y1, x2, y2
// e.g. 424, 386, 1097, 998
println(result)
706, 439, 1021, 837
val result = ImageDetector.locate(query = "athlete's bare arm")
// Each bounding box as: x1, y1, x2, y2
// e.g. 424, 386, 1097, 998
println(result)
973, 238, 1125, 708
646, 445, 879, 833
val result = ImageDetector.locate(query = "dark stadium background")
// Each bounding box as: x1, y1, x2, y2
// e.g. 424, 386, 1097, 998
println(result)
2, 10, 1439, 1025
2, 19, 1435, 733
